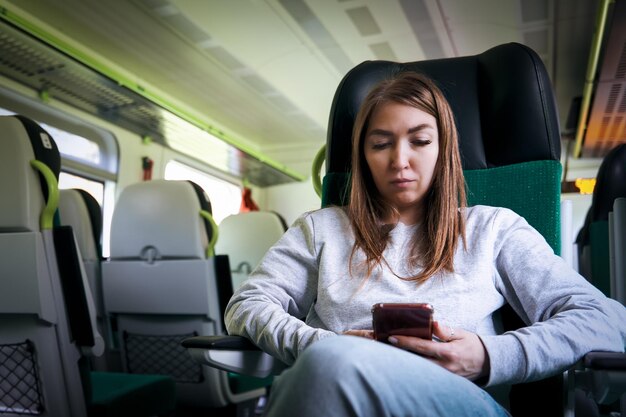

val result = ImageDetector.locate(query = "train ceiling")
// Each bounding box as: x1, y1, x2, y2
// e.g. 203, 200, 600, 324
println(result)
0, 0, 619, 185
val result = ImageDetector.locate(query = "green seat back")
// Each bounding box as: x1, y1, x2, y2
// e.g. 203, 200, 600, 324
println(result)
464, 160, 562, 254
322, 160, 562, 255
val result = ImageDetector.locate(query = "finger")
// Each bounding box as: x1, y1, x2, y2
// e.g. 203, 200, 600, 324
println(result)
389, 335, 444, 359
343, 329, 374, 339
433, 321, 459, 342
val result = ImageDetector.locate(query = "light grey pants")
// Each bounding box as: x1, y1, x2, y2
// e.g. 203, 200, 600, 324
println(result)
264, 335, 510, 417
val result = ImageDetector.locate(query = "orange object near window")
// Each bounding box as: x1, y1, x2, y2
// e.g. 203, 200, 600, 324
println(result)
240, 187, 259, 212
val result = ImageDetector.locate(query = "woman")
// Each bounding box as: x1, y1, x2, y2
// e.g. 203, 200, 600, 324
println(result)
225, 73, 626, 416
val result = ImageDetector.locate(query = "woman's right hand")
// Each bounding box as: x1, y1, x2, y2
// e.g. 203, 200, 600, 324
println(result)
343, 329, 374, 339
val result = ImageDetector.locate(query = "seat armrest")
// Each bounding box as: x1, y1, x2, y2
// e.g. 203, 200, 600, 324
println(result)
182, 335, 261, 350
573, 351, 626, 405
182, 335, 287, 378
583, 351, 626, 370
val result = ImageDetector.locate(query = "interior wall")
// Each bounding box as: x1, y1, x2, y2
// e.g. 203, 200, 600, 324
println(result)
257, 178, 322, 226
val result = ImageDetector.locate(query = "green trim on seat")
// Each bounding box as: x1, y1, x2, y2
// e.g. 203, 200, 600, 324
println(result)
321, 160, 562, 254
227, 372, 273, 394
464, 160, 562, 255
89, 372, 176, 417
30, 160, 59, 230
200, 210, 219, 257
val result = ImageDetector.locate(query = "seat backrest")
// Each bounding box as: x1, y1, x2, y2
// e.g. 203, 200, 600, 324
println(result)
324, 42, 561, 252
0, 115, 102, 416
59, 188, 115, 371
579, 144, 626, 296
216, 211, 287, 291
102, 179, 266, 408
323, 43, 562, 416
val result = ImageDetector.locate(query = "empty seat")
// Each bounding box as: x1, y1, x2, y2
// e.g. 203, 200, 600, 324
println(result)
0, 114, 176, 417
59, 189, 115, 371
102, 179, 268, 410
216, 211, 287, 290
577, 144, 626, 297
0, 114, 100, 416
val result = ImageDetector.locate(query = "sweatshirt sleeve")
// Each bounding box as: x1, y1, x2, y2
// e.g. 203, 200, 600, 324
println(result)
224, 212, 336, 365
480, 209, 626, 386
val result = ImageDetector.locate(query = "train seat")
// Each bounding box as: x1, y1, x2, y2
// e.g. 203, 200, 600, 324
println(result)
0, 115, 175, 417
57, 189, 178, 417
611, 197, 626, 305
577, 144, 626, 298
0, 114, 91, 416
101, 179, 268, 410
58, 189, 113, 371
573, 144, 626, 415
182, 43, 626, 416
324, 41, 564, 416
215, 211, 288, 291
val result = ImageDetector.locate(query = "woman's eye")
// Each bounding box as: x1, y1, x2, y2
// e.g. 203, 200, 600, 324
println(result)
411, 139, 432, 146
371, 142, 391, 150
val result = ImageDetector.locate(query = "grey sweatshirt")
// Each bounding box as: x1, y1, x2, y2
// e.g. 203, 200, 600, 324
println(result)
225, 205, 626, 387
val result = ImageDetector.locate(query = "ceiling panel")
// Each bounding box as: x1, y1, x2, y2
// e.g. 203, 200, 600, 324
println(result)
0, 0, 603, 179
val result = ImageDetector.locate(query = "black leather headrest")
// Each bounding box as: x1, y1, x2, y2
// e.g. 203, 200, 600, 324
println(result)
591, 144, 626, 222
326, 42, 561, 173
186, 180, 214, 243
13, 115, 61, 200
75, 189, 103, 257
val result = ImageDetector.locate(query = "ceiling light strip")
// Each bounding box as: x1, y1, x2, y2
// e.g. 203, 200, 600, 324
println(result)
0, 4, 304, 181
573, 0, 611, 158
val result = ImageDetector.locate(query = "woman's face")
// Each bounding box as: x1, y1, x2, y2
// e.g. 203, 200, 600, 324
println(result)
364, 102, 439, 224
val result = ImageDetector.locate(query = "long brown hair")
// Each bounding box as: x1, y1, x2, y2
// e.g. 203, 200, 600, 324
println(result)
348, 72, 466, 283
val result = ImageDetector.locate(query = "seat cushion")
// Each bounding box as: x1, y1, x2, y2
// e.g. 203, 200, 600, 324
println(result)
228, 373, 273, 394
89, 371, 176, 417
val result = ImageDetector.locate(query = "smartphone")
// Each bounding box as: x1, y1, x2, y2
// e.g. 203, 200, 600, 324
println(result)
371, 303, 434, 342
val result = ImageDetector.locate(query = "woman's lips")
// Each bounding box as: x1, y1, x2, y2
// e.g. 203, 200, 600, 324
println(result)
390, 179, 415, 187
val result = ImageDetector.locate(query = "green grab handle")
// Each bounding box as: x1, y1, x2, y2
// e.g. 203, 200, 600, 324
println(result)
311, 144, 326, 198
30, 160, 59, 230
200, 210, 219, 258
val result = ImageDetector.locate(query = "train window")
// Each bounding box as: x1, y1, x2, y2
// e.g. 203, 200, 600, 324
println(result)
1, 105, 103, 170
58, 172, 104, 205
42, 124, 101, 165
0, 90, 119, 258
0, 86, 119, 181
164, 160, 242, 224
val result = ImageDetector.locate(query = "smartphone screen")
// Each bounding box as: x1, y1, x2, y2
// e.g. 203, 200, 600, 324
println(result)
371, 303, 434, 342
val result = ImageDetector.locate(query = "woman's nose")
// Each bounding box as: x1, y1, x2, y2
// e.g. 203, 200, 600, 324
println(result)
390, 143, 409, 169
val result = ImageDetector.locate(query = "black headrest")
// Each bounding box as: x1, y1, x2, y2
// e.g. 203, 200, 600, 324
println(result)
13, 115, 61, 200
270, 211, 289, 231
591, 144, 626, 222
326, 42, 561, 173
76, 189, 103, 257
186, 180, 214, 242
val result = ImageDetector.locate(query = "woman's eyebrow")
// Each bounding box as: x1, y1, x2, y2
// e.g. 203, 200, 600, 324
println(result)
367, 123, 435, 137
367, 128, 393, 137
407, 123, 435, 134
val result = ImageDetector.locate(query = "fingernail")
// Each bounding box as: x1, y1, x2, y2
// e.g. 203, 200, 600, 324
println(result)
388, 336, 398, 345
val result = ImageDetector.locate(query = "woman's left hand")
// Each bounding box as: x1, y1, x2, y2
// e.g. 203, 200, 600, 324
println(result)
388, 321, 489, 381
